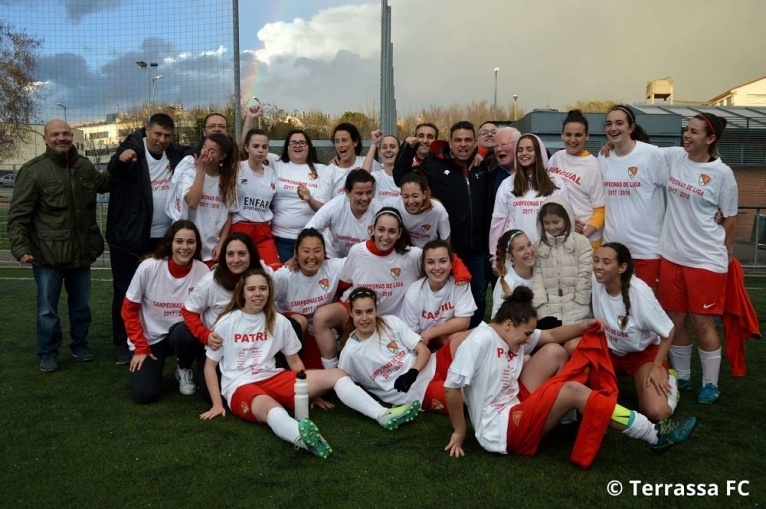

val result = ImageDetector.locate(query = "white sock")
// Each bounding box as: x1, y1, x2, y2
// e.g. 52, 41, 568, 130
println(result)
266, 407, 303, 449
560, 408, 578, 425
321, 356, 339, 369
333, 375, 385, 420
667, 370, 679, 414
668, 344, 692, 380
621, 411, 658, 444
699, 347, 722, 386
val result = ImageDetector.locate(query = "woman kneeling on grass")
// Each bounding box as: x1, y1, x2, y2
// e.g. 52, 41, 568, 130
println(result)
339, 287, 466, 413
200, 269, 420, 458
443, 286, 697, 461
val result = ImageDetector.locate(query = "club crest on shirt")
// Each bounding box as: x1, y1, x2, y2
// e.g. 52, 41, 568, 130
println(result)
512, 410, 523, 426
628, 167, 638, 179
271, 182, 276, 190
431, 399, 444, 411
165, 164, 172, 173
188, 287, 195, 294
308, 172, 317, 181
367, 225, 374, 237
699, 174, 711, 186
390, 268, 401, 280
387, 340, 398, 354
618, 315, 629, 329
240, 178, 248, 185
318, 278, 329, 291
421, 224, 432, 233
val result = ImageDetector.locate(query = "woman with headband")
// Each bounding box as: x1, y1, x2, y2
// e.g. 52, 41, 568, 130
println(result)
657, 112, 737, 404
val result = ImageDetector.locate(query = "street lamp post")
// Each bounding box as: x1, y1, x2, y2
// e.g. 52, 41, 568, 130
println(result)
136, 61, 159, 115
493, 67, 499, 121
56, 103, 68, 123
513, 94, 519, 121
150, 75, 164, 115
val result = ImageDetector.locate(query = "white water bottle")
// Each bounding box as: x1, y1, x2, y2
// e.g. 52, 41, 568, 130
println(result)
294, 370, 309, 421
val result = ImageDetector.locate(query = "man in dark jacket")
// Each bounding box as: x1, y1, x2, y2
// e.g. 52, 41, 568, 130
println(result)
106, 113, 189, 364
394, 120, 491, 326
8, 119, 110, 371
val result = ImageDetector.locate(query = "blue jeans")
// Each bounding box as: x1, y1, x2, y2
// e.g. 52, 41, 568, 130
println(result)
33, 266, 92, 357
274, 236, 297, 264
461, 253, 488, 328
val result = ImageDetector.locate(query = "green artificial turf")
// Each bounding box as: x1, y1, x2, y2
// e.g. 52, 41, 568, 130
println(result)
1, 268, 764, 508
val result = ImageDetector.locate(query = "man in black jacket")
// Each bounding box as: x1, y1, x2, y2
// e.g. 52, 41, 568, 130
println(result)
394, 121, 491, 327
106, 113, 189, 364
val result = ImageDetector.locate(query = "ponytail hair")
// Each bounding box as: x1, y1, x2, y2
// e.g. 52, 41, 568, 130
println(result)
609, 104, 650, 143
563, 109, 589, 133
495, 229, 525, 297
601, 242, 634, 330
693, 113, 727, 157
493, 286, 537, 327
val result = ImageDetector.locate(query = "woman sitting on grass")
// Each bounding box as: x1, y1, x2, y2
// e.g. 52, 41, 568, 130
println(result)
199, 269, 421, 459
123, 220, 210, 404
443, 286, 697, 463
340, 286, 466, 414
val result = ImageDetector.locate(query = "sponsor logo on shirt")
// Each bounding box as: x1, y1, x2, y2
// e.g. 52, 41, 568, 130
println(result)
319, 278, 329, 291
390, 268, 401, 280
387, 340, 398, 354
699, 174, 711, 186
240, 178, 248, 184
628, 166, 638, 179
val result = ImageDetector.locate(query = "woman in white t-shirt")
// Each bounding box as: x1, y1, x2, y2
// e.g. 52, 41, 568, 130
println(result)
391, 171, 451, 248
200, 269, 421, 459
123, 220, 210, 404
270, 129, 332, 262
592, 242, 678, 421
443, 286, 697, 461
340, 286, 467, 414
313, 207, 473, 370
400, 239, 476, 347
167, 133, 239, 265
230, 128, 280, 270
547, 109, 606, 248
305, 169, 380, 258
365, 130, 401, 200
489, 134, 567, 261
598, 104, 668, 291
491, 230, 534, 320
327, 122, 382, 197
657, 113, 738, 405
272, 228, 346, 369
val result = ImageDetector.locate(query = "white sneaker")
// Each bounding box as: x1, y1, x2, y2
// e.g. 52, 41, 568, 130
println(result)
175, 366, 196, 395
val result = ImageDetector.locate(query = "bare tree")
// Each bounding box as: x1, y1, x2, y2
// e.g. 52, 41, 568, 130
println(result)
0, 19, 42, 162
564, 100, 619, 113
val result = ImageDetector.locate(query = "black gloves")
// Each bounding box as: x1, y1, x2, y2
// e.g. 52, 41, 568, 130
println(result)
536, 316, 563, 330
394, 368, 419, 393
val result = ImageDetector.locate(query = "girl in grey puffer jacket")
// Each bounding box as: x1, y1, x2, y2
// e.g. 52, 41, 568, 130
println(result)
532, 197, 592, 324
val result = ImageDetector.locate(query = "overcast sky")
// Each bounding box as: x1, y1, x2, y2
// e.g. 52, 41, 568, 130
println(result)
4, 0, 765, 123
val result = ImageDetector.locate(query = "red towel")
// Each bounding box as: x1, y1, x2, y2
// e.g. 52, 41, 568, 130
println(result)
723, 259, 761, 377
549, 324, 618, 469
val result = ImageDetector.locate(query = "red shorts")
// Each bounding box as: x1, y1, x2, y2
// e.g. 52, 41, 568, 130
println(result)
230, 221, 282, 270
634, 259, 661, 291
609, 345, 666, 378
505, 378, 562, 456
230, 370, 297, 422
422, 343, 454, 414
657, 258, 726, 315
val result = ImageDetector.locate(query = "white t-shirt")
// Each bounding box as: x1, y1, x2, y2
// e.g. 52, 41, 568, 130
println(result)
338, 315, 436, 406
548, 151, 606, 242
372, 169, 400, 201
385, 198, 451, 248
591, 274, 673, 357
233, 161, 276, 224
272, 258, 346, 335
144, 139, 173, 238
305, 195, 380, 258
327, 156, 382, 197
183, 270, 234, 329
659, 147, 738, 273
270, 160, 331, 239
125, 258, 209, 348
491, 262, 533, 320
400, 277, 477, 334
340, 241, 422, 315
444, 322, 541, 454
599, 141, 669, 259
492, 174, 568, 245
208, 310, 302, 406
